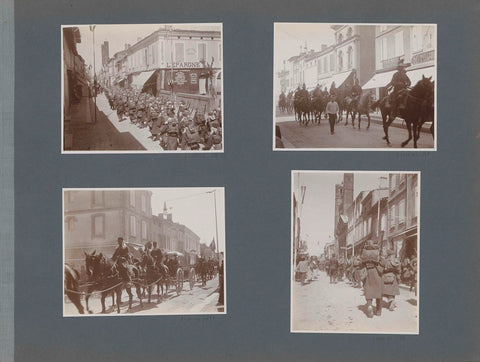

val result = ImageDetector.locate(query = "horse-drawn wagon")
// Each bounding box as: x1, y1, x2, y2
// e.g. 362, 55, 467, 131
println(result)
163, 251, 197, 295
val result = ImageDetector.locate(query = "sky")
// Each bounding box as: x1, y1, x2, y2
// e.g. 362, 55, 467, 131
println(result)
150, 187, 225, 253
274, 23, 336, 74
73, 24, 222, 72
293, 172, 390, 256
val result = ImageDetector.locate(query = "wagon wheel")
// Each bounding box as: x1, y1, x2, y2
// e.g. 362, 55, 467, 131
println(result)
189, 268, 196, 291
176, 268, 184, 295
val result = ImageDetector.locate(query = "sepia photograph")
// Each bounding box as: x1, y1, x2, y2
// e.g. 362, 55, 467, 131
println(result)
63, 187, 226, 316
274, 23, 436, 150
62, 23, 223, 153
291, 171, 419, 334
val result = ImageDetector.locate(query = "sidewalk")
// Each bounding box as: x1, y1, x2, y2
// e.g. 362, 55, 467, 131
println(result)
63, 95, 145, 151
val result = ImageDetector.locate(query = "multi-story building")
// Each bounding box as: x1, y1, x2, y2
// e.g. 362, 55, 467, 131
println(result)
151, 203, 200, 266
101, 41, 109, 67
363, 25, 436, 100
387, 173, 419, 260
64, 190, 154, 269
282, 25, 375, 93
62, 27, 82, 121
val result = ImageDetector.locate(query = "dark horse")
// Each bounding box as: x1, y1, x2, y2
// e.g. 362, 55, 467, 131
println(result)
294, 89, 313, 126
64, 264, 84, 314
352, 92, 375, 129
140, 253, 169, 303
342, 96, 356, 126
85, 251, 143, 314
373, 76, 434, 148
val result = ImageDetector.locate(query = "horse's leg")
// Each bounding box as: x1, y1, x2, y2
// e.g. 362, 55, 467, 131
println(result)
116, 288, 122, 314
148, 285, 152, 303
358, 113, 361, 129
402, 121, 413, 147
85, 292, 92, 314
126, 287, 133, 311
137, 285, 143, 308
367, 113, 370, 130
382, 114, 391, 144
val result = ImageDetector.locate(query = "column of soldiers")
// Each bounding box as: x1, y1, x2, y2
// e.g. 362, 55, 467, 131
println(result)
104, 86, 222, 151
323, 243, 417, 318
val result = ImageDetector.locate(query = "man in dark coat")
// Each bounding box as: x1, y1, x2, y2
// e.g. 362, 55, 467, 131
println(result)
386, 59, 411, 119
151, 241, 163, 265
112, 237, 131, 262
361, 240, 383, 318
329, 255, 338, 284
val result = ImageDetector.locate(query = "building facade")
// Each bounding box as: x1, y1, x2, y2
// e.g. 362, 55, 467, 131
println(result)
363, 25, 436, 100
102, 26, 222, 109
387, 173, 419, 259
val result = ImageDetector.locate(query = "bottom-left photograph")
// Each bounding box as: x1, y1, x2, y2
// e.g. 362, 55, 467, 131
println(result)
63, 187, 226, 316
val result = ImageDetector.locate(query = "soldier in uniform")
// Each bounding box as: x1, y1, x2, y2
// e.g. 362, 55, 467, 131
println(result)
166, 114, 179, 150
351, 77, 362, 101
150, 241, 163, 265
112, 237, 131, 263
381, 249, 401, 311
386, 59, 411, 119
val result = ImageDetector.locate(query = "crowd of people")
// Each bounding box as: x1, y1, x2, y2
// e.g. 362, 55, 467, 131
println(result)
295, 240, 417, 319
103, 86, 223, 151
323, 240, 417, 318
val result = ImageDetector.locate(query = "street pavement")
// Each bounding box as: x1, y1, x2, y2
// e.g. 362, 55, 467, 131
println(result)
291, 270, 418, 333
64, 95, 145, 151
276, 114, 434, 149
64, 275, 224, 316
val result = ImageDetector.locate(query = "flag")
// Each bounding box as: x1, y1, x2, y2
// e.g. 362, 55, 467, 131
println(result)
210, 238, 216, 251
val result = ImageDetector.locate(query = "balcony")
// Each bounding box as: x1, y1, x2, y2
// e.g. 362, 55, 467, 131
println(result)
381, 56, 401, 70
411, 49, 435, 65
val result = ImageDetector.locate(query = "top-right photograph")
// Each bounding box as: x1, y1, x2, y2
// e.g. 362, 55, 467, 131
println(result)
274, 23, 436, 150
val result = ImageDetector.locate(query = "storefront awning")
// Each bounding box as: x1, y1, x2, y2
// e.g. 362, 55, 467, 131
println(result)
407, 66, 435, 86
330, 71, 353, 89
130, 70, 156, 89
362, 70, 396, 89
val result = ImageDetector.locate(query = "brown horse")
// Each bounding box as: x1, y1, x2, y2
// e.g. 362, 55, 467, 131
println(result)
352, 92, 375, 129
373, 76, 434, 148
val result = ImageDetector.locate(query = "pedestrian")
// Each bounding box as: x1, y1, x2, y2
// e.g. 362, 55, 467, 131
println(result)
328, 255, 338, 284
296, 256, 309, 285
326, 95, 339, 135
381, 249, 401, 311
361, 240, 383, 318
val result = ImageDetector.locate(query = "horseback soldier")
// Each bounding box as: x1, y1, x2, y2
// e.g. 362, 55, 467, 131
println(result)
386, 59, 411, 119
351, 77, 362, 101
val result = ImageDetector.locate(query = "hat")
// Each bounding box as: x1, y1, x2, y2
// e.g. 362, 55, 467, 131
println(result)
397, 59, 408, 69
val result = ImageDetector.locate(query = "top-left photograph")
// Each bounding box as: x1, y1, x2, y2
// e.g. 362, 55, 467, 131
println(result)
62, 23, 223, 153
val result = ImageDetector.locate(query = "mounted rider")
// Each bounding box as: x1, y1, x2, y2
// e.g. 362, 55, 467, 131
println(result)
150, 241, 163, 265
112, 237, 131, 263
350, 77, 362, 101
386, 59, 411, 119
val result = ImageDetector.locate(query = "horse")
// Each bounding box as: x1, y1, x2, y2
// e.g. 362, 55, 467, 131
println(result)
140, 253, 169, 303
310, 88, 325, 125
293, 90, 312, 126
64, 264, 84, 314
373, 76, 434, 148
352, 92, 375, 129
278, 93, 287, 113
342, 96, 356, 126
286, 92, 294, 114
84, 251, 142, 314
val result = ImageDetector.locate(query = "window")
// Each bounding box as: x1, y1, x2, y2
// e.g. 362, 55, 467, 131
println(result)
398, 199, 406, 224
323, 58, 327, 73
414, 183, 419, 218
347, 27, 353, 37
92, 191, 104, 206
330, 54, 335, 71
390, 205, 396, 227
338, 33, 343, 43
175, 43, 184, 62
338, 51, 343, 71
141, 194, 146, 212
130, 190, 135, 207
130, 215, 136, 237
394, 31, 404, 57
391, 175, 396, 190
198, 43, 206, 62
368, 217, 372, 234
141, 220, 147, 239
160, 41, 164, 62
347, 46, 353, 69
381, 214, 386, 231
92, 214, 105, 238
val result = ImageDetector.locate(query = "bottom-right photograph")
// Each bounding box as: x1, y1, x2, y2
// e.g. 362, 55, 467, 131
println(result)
291, 170, 419, 334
